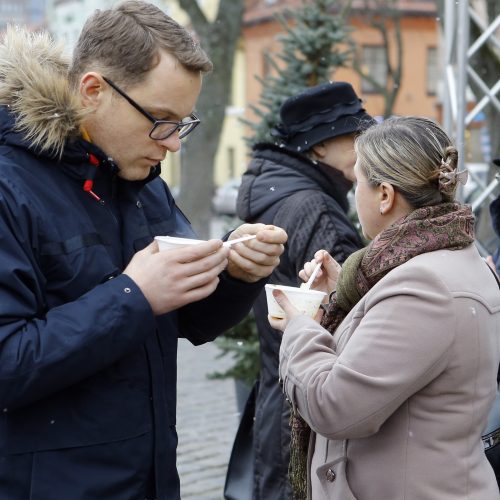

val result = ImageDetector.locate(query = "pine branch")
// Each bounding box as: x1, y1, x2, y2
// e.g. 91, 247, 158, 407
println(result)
244, 0, 352, 146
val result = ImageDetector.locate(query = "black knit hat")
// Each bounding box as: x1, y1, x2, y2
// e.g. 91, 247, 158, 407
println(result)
272, 81, 376, 152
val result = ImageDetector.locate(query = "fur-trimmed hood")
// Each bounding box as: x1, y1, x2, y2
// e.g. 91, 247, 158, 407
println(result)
0, 26, 86, 157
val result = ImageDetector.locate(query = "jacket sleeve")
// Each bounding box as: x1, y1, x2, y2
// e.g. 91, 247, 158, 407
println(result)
279, 264, 455, 439
0, 191, 156, 411
178, 271, 265, 345
285, 193, 362, 277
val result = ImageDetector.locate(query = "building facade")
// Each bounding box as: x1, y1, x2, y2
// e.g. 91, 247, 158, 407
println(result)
243, 0, 440, 126
0, 0, 46, 31
47, 0, 172, 54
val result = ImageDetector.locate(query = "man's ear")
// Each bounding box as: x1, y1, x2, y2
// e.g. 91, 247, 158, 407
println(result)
79, 72, 105, 110
311, 142, 326, 159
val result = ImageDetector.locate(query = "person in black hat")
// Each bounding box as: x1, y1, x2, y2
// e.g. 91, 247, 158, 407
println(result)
228, 82, 375, 500
487, 158, 500, 276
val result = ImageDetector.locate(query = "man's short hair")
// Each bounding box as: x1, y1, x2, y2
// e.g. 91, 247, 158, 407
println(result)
68, 0, 212, 89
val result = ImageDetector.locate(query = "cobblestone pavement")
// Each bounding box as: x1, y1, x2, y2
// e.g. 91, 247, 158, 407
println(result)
177, 338, 241, 499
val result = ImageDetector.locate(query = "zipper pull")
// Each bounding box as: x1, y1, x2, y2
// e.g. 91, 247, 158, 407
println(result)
83, 153, 101, 201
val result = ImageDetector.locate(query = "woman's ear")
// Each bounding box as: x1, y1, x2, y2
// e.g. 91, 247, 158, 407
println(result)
79, 72, 105, 110
379, 182, 396, 215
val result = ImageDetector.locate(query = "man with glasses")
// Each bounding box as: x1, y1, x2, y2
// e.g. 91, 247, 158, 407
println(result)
0, 2, 286, 499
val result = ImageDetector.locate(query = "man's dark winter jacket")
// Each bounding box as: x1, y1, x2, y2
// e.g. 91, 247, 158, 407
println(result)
0, 31, 261, 500
236, 143, 363, 500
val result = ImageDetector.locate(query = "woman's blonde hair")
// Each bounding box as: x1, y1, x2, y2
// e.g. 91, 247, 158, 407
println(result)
355, 116, 460, 207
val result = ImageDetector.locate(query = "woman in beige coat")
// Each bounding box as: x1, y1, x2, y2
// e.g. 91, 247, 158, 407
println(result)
270, 116, 500, 500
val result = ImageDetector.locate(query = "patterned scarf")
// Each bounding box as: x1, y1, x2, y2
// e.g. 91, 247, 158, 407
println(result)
288, 202, 475, 500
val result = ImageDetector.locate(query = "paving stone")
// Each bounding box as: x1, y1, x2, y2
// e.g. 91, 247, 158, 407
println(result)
177, 338, 241, 499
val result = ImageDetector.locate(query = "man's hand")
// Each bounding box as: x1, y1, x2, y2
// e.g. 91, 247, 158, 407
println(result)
226, 223, 287, 283
124, 239, 229, 315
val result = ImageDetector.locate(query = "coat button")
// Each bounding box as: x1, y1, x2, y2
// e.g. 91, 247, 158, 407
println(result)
326, 468, 336, 482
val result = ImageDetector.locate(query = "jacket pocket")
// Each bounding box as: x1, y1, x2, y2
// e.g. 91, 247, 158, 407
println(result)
315, 456, 357, 500
40, 233, 118, 305
2, 352, 153, 454
27, 431, 153, 500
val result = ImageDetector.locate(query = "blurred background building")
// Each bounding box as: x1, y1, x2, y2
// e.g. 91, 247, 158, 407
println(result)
0, 0, 46, 30
46, 0, 172, 52
244, 0, 439, 121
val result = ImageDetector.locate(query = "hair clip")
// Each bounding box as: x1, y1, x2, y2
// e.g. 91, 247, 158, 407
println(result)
439, 158, 468, 190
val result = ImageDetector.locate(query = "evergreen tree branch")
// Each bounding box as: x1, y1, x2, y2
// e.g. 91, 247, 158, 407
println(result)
244, 0, 353, 147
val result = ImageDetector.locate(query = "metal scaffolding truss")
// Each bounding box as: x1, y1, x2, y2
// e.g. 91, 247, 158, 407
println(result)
442, 0, 500, 253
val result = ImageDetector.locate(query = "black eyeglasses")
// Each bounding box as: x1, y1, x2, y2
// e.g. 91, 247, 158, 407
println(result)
103, 77, 200, 141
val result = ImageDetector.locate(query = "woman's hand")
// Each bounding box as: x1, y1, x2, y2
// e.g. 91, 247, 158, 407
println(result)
268, 289, 300, 331
298, 250, 341, 296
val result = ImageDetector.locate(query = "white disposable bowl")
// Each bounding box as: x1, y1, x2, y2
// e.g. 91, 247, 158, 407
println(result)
155, 235, 205, 251
265, 284, 326, 319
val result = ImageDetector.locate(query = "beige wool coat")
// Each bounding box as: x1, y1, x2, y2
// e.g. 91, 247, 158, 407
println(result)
279, 244, 500, 499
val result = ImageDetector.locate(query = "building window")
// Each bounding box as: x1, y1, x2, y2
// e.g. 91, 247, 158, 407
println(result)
262, 49, 273, 78
360, 46, 386, 94
426, 47, 438, 95
227, 147, 235, 178
227, 80, 234, 107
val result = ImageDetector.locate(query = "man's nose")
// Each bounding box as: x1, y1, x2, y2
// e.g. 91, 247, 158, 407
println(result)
157, 132, 181, 153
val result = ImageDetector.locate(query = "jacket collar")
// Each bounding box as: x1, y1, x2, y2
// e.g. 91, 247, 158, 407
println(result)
252, 143, 353, 210
0, 105, 161, 191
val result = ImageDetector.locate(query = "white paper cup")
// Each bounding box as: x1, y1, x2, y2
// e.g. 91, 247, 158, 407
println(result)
155, 235, 205, 251
265, 284, 326, 319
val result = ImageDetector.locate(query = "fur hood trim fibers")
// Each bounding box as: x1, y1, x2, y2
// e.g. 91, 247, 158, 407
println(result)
0, 26, 86, 157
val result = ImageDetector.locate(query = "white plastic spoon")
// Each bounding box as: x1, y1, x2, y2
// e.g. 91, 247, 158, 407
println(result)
223, 234, 256, 247
300, 261, 322, 290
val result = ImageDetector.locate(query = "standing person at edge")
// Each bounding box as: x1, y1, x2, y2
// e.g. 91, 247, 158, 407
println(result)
272, 116, 500, 500
487, 158, 500, 277
0, 2, 286, 499
235, 82, 374, 499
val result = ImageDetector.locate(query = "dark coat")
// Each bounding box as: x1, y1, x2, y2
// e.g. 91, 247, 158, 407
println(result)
490, 195, 500, 275
0, 104, 262, 500
236, 144, 363, 500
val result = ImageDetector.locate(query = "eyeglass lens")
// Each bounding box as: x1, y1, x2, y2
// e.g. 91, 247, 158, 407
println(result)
150, 118, 197, 141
